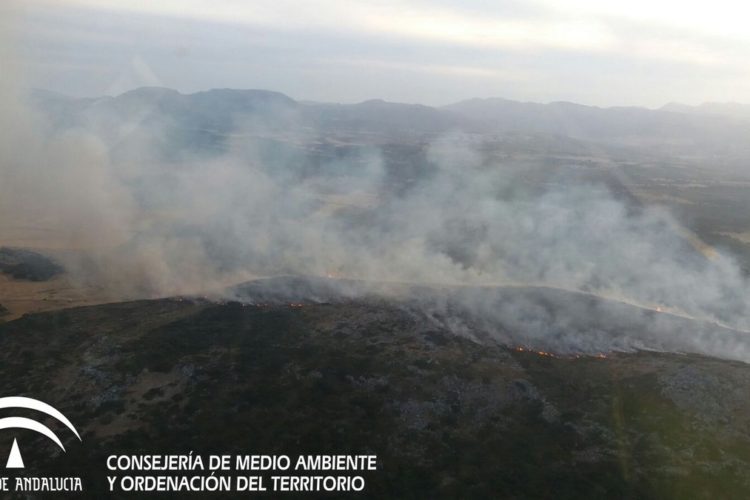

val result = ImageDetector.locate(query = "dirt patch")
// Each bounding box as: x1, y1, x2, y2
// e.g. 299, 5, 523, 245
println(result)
0, 273, 114, 320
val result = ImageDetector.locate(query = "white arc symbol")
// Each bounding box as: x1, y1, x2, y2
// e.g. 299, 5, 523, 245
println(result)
0, 397, 82, 469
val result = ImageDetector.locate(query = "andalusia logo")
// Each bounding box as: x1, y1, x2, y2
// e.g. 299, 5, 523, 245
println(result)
0, 397, 81, 469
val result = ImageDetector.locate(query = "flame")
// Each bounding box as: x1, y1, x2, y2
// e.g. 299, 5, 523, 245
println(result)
513, 345, 607, 360
513, 346, 556, 358
325, 268, 343, 279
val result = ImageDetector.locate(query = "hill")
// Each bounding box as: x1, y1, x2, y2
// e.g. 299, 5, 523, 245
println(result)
2, 278, 750, 498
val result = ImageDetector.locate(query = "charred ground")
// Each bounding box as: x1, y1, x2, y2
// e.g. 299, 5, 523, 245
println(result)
1, 282, 750, 498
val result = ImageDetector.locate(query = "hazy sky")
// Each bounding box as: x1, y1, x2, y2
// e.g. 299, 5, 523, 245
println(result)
9, 0, 750, 106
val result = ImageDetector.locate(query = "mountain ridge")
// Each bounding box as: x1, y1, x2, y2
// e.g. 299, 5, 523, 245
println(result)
27, 86, 750, 164
31, 86, 750, 112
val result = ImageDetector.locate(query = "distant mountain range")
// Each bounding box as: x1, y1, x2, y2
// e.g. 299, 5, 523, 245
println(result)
661, 102, 750, 121
29, 87, 750, 163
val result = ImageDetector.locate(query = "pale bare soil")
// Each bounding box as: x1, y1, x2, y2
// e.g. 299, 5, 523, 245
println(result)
0, 272, 110, 321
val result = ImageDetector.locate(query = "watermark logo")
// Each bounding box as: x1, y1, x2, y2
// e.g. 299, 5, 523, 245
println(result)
0, 397, 81, 469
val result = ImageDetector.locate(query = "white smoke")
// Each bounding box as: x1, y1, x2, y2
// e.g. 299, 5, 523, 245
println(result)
2, 3, 750, 360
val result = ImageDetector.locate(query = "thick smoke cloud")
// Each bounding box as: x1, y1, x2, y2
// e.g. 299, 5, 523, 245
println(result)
2, 5, 750, 360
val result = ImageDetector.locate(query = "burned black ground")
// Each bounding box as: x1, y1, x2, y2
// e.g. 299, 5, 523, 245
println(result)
1, 291, 749, 498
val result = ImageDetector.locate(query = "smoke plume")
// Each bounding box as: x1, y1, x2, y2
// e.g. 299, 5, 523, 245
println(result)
2, 6, 750, 360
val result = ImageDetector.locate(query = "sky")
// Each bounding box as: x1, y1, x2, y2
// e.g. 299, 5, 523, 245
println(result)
7, 0, 750, 106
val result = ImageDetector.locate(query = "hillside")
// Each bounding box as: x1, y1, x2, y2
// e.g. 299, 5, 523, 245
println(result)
2, 278, 750, 498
